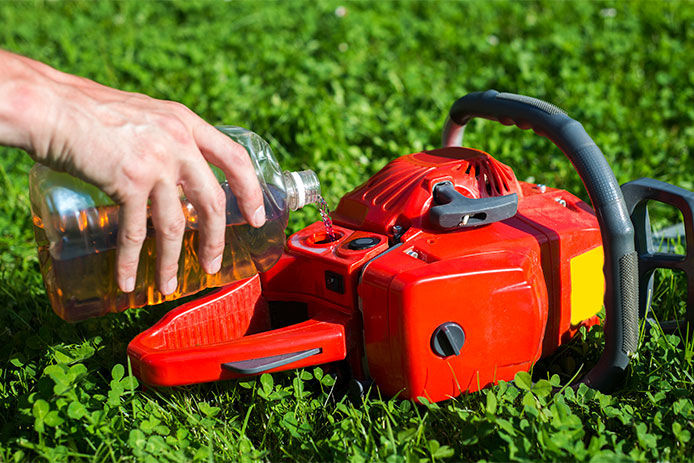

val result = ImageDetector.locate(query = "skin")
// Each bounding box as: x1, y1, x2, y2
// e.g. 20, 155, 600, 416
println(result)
0, 49, 266, 295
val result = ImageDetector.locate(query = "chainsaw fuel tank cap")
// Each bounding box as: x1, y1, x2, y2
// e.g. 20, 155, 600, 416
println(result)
429, 181, 518, 230
347, 236, 380, 250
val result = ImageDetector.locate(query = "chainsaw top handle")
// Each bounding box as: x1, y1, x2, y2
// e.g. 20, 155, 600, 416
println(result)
442, 89, 638, 393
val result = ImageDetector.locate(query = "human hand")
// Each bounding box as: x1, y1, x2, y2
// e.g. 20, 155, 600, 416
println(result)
0, 50, 265, 295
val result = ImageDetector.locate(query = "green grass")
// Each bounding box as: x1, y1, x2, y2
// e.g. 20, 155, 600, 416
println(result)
1, 0, 693, 460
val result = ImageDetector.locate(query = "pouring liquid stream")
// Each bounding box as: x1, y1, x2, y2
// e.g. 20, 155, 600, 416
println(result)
316, 195, 337, 242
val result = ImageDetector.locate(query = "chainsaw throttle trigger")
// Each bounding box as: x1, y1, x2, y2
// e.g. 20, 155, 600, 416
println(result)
430, 182, 518, 230
222, 348, 322, 375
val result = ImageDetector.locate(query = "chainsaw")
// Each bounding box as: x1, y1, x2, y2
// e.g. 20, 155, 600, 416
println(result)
127, 90, 694, 403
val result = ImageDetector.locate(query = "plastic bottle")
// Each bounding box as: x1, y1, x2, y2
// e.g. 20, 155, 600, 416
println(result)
29, 126, 320, 321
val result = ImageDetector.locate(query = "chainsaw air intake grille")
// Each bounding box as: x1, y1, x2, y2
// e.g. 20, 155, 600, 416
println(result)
620, 251, 639, 355
468, 157, 516, 197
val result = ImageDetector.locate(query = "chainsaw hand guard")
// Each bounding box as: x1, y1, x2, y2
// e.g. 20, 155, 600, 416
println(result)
442, 90, 639, 393
621, 177, 694, 332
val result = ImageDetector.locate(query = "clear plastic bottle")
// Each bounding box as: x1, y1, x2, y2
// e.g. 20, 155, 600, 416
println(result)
29, 126, 320, 322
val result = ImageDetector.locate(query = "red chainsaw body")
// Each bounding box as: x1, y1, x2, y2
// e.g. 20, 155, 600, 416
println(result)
128, 147, 603, 402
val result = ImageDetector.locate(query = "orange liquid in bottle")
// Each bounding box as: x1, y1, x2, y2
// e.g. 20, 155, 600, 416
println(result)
33, 203, 287, 322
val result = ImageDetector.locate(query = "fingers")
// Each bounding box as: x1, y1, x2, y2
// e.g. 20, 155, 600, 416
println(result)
179, 158, 227, 275
116, 198, 148, 293
150, 181, 186, 295
111, 105, 267, 295
192, 123, 266, 228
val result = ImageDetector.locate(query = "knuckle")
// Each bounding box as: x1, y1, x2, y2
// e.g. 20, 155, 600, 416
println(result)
199, 186, 227, 217
156, 113, 193, 145
212, 187, 228, 213
117, 259, 139, 276
158, 216, 186, 240
143, 139, 170, 162
160, 261, 180, 276
115, 157, 164, 195
121, 228, 147, 246
118, 160, 150, 187
227, 143, 250, 164
166, 100, 190, 114
201, 239, 225, 257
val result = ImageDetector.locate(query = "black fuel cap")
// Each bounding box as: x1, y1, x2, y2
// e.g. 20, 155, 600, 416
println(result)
431, 322, 465, 357
347, 236, 380, 250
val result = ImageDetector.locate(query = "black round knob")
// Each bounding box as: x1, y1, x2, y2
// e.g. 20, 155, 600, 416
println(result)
431, 322, 465, 357
347, 236, 380, 250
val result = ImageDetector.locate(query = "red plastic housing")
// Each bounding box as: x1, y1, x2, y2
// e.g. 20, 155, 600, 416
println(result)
358, 184, 601, 401
128, 146, 602, 402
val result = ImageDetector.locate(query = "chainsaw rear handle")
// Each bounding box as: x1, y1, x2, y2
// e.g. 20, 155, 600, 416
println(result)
442, 90, 638, 393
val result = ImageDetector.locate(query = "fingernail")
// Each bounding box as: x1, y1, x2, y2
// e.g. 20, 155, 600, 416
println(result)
163, 276, 177, 295
123, 277, 135, 293
209, 254, 223, 274
253, 205, 266, 227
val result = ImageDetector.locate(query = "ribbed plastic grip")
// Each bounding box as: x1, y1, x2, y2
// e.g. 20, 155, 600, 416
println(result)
619, 252, 639, 354
442, 90, 639, 392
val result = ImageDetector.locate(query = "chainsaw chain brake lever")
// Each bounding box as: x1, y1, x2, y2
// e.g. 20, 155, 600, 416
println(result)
621, 177, 694, 333
443, 89, 638, 393
429, 181, 518, 230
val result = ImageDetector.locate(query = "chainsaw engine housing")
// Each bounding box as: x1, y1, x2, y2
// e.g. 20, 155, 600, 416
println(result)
129, 146, 604, 403
332, 147, 603, 400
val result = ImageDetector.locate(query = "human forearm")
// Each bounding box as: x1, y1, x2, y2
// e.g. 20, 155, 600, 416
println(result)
0, 49, 265, 294
0, 49, 61, 154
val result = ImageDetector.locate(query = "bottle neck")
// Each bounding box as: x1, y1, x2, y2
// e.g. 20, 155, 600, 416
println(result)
283, 170, 321, 210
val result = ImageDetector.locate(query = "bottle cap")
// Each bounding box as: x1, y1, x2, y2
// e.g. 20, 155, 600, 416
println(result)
283, 170, 321, 210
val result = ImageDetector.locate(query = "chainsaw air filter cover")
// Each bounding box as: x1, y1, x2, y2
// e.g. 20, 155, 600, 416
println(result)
332, 147, 522, 236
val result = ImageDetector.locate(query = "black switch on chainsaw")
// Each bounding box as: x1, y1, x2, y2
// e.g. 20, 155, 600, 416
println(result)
325, 270, 344, 294
431, 322, 466, 357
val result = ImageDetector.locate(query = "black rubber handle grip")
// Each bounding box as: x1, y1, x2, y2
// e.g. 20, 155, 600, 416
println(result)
443, 90, 638, 392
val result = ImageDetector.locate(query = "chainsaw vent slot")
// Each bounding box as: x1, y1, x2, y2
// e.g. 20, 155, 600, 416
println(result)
268, 301, 309, 329
466, 157, 515, 198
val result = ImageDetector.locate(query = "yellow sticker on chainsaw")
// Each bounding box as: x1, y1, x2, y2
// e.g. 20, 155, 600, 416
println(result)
570, 245, 605, 325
